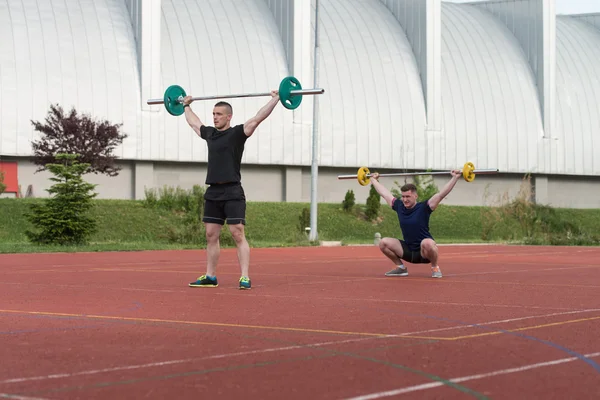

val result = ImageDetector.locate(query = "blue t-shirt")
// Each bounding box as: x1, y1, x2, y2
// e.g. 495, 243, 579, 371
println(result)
391, 199, 434, 251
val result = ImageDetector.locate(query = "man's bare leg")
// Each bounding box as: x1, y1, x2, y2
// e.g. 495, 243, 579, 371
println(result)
379, 238, 408, 276
421, 238, 442, 278
205, 223, 222, 277
228, 223, 250, 278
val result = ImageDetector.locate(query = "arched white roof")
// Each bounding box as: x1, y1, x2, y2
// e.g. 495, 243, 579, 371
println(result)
440, 3, 543, 173
556, 16, 600, 174
0, 0, 293, 165
0, 0, 139, 159
2, 0, 599, 177
156, 0, 293, 164
317, 0, 426, 169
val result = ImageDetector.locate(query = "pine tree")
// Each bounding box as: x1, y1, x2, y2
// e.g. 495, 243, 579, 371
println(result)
26, 154, 98, 245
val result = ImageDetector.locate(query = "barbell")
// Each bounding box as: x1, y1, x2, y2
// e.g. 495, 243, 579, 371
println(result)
337, 162, 500, 186
146, 76, 325, 116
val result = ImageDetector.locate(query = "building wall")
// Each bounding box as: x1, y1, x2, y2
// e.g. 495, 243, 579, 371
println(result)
440, 3, 544, 174
6, 156, 600, 209
471, 0, 556, 139
4, 157, 134, 200
555, 16, 600, 175
546, 176, 600, 209
1, 0, 600, 207
264, 0, 295, 71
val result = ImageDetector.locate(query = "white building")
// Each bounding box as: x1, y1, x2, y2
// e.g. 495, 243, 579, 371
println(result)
1, 0, 599, 208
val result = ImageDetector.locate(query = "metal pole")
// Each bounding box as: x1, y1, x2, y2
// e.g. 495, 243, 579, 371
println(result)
146, 88, 325, 105
309, 0, 320, 243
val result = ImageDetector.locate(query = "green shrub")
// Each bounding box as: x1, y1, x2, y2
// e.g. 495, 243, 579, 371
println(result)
143, 185, 205, 214
365, 185, 380, 221
144, 185, 208, 244
142, 184, 238, 246
412, 174, 439, 202
25, 154, 98, 245
0, 171, 6, 194
479, 175, 599, 246
391, 172, 439, 202
342, 189, 355, 212
298, 207, 311, 234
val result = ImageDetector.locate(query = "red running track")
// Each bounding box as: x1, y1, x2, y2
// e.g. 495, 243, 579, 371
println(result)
0, 244, 600, 399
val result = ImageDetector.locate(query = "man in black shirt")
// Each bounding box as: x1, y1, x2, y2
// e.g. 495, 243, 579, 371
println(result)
182, 91, 280, 290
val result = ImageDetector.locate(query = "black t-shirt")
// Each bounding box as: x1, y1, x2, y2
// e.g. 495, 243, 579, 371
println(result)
200, 124, 248, 185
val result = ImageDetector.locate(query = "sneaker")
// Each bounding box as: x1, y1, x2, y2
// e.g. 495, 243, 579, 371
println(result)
385, 266, 408, 277
239, 276, 251, 290
189, 275, 218, 287
431, 266, 442, 279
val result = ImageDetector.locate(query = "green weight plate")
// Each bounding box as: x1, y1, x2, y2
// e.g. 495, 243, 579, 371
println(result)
278, 76, 302, 110
163, 85, 187, 116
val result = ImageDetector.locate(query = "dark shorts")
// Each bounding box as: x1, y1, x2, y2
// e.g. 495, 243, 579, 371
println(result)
203, 183, 246, 225
398, 239, 431, 264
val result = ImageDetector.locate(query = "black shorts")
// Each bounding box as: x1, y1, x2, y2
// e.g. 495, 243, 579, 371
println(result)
398, 239, 431, 264
203, 183, 246, 225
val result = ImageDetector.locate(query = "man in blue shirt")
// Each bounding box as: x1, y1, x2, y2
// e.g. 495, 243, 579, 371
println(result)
369, 170, 462, 278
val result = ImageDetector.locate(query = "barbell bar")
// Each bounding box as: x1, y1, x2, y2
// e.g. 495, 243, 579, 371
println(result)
146, 76, 325, 116
337, 162, 500, 186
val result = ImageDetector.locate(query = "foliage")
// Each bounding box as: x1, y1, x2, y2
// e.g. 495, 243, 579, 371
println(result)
2, 196, 600, 253
0, 170, 6, 194
25, 154, 98, 245
479, 175, 599, 245
30, 104, 127, 177
144, 185, 205, 214
412, 174, 439, 202
142, 185, 236, 247
365, 185, 381, 221
391, 172, 439, 202
298, 207, 311, 234
342, 189, 355, 212
144, 185, 205, 245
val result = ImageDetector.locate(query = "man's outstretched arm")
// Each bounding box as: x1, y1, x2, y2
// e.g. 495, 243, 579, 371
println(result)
182, 96, 204, 137
370, 173, 395, 207
243, 90, 279, 137
427, 170, 461, 211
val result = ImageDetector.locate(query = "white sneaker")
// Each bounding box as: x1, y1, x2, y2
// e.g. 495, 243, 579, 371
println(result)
431, 266, 442, 278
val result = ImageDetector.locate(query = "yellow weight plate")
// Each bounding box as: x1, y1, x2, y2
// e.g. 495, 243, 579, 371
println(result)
357, 166, 371, 186
462, 162, 475, 182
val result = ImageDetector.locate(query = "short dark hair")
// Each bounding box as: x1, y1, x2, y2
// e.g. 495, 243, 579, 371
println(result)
400, 183, 417, 193
214, 101, 232, 114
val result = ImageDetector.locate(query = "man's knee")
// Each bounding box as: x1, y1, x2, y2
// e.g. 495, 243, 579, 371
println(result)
228, 224, 246, 244
205, 223, 222, 243
421, 239, 437, 255
379, 238, 403, 255
379, 238, 394, 251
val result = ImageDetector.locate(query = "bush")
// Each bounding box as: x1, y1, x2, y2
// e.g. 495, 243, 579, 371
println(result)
25, 154, 98, 245
391, 172, 439, 202
144, 185, 205, 215
412, 174, 438, 202
143, 185, 208, 245
0, 171, 6, 194
365, 185, 380, 221
342, 189, 355, 212
30, 104, 127, 177
298, 207, 311, 234
479, 174, 599, 246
